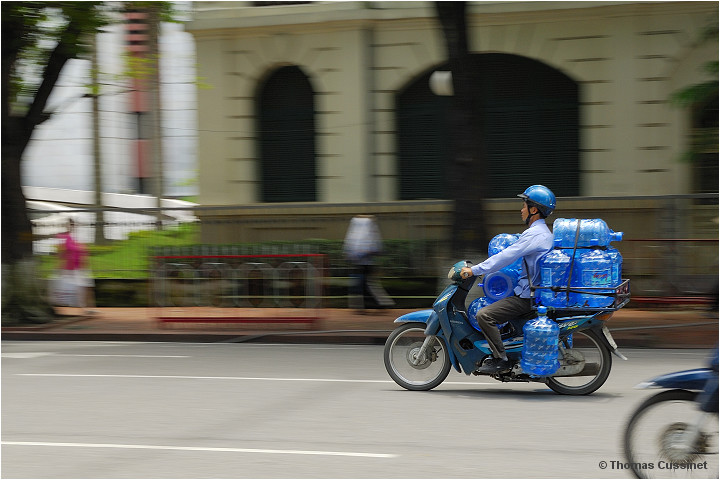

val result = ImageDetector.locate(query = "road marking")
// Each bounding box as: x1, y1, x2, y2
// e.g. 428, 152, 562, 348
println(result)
2, 353, 52, 359
1, 441, 397, 458
2, 353, 188, 359
16, 373, 491, 385
54, 354, 190, 358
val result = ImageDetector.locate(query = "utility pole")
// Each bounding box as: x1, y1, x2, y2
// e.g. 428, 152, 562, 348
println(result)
148, 5, 164, 229
91, 33, 107, 244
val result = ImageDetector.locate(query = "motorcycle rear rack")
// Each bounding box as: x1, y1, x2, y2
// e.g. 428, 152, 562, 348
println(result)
531, 278, 631, 312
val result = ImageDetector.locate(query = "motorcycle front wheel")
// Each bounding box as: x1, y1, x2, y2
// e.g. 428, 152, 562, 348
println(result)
545, 329, 612, 395
624, 389, 719, 479
383, 322, 451, 391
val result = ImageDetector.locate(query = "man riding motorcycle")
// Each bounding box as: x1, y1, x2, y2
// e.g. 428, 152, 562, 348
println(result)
460, 185, 556, 374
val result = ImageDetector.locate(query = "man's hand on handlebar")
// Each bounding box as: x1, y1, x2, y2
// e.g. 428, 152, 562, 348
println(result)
460, 267, 473, 279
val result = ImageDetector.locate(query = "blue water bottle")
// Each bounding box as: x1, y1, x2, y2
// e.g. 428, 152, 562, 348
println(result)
468, 296, 492, 319
581, 219, 623, 247
488, 233, 520, 256
572, 249, 614, 307
521, 306, 560, 376
538, 249, 573, 308
483, 234, 523, 301
553, 218, 623, 248
552, 218, 580, 248
580, 219, 607, 246
488, 233, 523, 275
483, 268, 520, 302
468, 296, 492, 331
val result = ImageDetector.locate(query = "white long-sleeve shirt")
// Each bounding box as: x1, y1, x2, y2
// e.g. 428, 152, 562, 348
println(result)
343, 216, 382, 265
470, 219, 553, 298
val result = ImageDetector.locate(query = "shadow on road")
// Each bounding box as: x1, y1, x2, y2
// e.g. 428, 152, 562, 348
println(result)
383, 387, 622, 402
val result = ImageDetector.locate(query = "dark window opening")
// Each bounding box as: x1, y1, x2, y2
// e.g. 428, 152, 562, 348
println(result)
256, 66, 317, 202
396, 53, 580, 200
692, 94, 719, 197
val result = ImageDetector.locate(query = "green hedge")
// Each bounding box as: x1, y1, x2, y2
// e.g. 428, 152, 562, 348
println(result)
39, 222, 439, 279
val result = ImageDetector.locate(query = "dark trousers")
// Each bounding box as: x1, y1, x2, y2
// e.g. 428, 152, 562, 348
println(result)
350, 265, 373, 301
475, 295, 533, 358
350, 264, 394, 308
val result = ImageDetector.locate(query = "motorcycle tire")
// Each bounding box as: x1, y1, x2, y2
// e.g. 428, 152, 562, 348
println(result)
383, 322, 451, 391
545, 328, 612, 395
624, 389, 719, 479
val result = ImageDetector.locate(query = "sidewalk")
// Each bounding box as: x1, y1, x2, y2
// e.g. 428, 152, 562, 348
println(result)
2, 305, 718, 348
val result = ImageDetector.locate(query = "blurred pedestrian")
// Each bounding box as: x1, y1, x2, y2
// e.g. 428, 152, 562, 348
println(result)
343, 215, 395, 312
56, 217, 96, 315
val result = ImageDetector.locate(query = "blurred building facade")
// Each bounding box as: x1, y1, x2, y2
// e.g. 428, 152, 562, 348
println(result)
188, 1, 717, 209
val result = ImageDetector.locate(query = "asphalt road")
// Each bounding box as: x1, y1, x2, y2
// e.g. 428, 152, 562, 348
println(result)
1, 341, 713, 479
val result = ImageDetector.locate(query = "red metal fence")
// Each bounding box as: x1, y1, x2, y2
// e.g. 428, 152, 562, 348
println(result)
151, 253, 326, 326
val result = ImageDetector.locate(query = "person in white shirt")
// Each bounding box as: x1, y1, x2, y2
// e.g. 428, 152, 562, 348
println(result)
343, 215, 394, 311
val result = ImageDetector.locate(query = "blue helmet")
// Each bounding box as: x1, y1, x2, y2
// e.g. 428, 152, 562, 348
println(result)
518, 185, 556, 217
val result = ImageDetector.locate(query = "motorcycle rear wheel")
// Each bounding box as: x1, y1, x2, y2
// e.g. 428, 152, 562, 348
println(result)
384, 322, 451, 391
624, 389, 719, 479
545, 329, 612, 395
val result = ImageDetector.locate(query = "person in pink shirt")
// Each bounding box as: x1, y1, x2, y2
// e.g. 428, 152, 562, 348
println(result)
57, 218, 96, 314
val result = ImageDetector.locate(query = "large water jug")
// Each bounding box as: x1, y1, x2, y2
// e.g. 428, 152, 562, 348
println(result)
468, 296, 491, 321
521, 306, 560, 376
553, 218, 623, 248
483, 268, 520, 301
467, 296, 491, 332
571, 249, 614, 307
488, 233, 519, 256
483, 233, 523, 300
538, 248, 573, 308
488, 233, 523, 273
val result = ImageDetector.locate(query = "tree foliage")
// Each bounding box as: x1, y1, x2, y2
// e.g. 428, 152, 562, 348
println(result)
669, 21, 718, 175
670, 23, 718, 109
1, 2, 172, 324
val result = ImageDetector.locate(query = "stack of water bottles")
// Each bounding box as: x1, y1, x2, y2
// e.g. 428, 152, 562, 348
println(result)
520, 306, 560, 376
467, 233, 523, 320
537, 218, 624, 309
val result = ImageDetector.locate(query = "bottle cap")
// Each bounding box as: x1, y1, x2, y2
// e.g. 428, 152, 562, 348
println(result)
537, 306, 547, 315
610, 231, 624, 242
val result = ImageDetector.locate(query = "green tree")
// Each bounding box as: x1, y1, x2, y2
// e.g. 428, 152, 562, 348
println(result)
670, 22, 718, 194
1, 2, 172, 325
2, 2, 110, 324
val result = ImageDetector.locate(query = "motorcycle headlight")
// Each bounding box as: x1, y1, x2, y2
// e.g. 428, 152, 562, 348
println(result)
447, 266, 457, 280
448, 260, 473, 283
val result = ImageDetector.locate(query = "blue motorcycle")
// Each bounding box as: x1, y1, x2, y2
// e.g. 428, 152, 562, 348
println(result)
383, 260, 630, 395
623, 348, 718, 478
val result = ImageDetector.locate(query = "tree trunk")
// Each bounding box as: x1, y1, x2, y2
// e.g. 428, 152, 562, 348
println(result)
435, 2, 489, 259
148, 6, 164, 230
2, 8, 90, 325
1, 131, 33, 264
1, 128, 57, 325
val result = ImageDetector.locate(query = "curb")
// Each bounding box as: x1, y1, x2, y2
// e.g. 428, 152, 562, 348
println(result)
1, 330, 393, 344
3, 325, 717, 348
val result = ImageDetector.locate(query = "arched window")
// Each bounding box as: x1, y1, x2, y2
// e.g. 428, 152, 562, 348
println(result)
396, 69, 452, 200
257, 66, 316, 202
396, 54, 580, 199
691, 94, 718, 196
